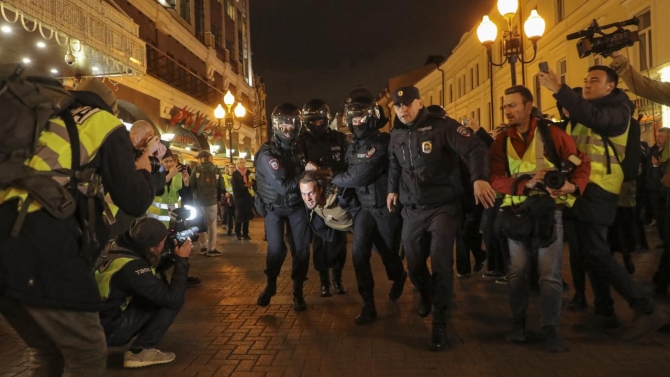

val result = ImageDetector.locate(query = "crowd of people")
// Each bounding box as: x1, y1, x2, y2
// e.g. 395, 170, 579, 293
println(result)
2, 47, 670, 375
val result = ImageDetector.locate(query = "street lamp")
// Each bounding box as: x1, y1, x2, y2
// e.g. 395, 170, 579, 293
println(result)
213, 90, 246, 163
477, 0, 545, 85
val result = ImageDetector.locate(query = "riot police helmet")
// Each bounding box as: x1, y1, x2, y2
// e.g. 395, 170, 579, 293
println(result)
271, 103, 302, 143
301, 99, 331, 137
344, 88, 387, 139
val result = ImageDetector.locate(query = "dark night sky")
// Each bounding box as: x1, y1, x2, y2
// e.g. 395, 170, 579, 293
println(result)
249, 1, 495, 118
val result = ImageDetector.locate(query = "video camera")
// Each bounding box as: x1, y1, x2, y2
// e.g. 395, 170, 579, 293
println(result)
566, 17, 639, 58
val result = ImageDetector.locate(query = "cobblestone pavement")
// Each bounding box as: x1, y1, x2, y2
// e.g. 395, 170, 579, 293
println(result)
2, 218, 670, 376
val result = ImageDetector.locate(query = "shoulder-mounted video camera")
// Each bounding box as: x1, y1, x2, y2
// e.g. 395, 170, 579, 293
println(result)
567, 17, 639, 58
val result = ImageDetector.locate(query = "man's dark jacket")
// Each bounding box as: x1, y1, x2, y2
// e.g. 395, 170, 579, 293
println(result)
297, 129, 349, 174
99, 233, 189, 329
0, 125, 156, 311
388, 109, 489, 206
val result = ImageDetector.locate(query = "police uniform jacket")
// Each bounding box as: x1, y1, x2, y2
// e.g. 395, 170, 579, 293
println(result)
388, 109, 489, 206
255, 141, 305, 208
97, 233, 189, 329
332, 131, 390, 209
0, 108, 156, 311
297, 129, 349, 174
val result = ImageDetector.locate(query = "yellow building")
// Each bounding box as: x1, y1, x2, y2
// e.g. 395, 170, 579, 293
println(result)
412, 0, 670, 144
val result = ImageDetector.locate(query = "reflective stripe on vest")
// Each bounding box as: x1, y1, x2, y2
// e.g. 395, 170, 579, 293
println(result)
147, 174, 183, 226
501, 127, 575, 208
223, 174, 233, 194
567, 121, 629, 195
0, 107, 123, 212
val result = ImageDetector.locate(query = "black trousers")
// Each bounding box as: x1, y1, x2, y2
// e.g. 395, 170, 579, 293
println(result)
235, 221, 249, 237
481, 198, 507, 273
650, 190, 666, 242
312, 229, 347, 272
224, 205, 235, 229
104, 296, 180, 349
456, 204, 486, 274
352, 207, 405, 300
653, 190, 670, 291
575, 218, 653, 315
264, 205, 310, 282
402, 203, 459, 311
563, 209, 585, 297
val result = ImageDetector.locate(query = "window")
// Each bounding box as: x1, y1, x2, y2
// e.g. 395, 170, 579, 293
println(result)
476, 108, 481, 123
557, 0, 566, 23
638, 10, 652, 70
225, 0, 236, 20
458, 78, 462, 98
475, 64, 480, 87
534, 75, 542, 114
449, 84, 453, 103
438, 90, 443, 106
558, 58, 567, 85
462, 74, 467, 94
179, 0, 190, 23
486, 102, 491, 128
499, 95, 505, 124
470, 67, 474, 90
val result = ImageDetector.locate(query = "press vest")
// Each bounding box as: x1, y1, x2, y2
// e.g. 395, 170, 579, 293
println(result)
0, 107, 123, 212
94, 241, 154, 304
567, 121, 629, 195
223, 174, 233, 194
501, 128, 575, 208
147, 174, 183, 226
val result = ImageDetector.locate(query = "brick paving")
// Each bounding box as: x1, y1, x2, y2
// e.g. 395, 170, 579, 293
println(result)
2, 219, 670, 376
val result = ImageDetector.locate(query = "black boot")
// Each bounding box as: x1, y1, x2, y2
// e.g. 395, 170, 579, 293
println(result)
355, 296, 377, 325
332, 269, 346, 294
429, 309, 448, 351
257, 277, 277, 307
319, 271, 332, 297
389, 270, 407, 301
506, 318, 526, 343
293, 280, 307, 311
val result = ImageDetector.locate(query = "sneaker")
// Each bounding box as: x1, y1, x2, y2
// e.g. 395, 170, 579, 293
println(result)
227, 230, 233, 237
566, 294, 588, 312
573, 313, 620, 332
242, 235, 251, 240
506, 319, 526, 343
187, 276, 201, 287
207, 249, 222, 257
199, 247, 208, 256
482, 271, 505, 279
495, 275, 509, 285
456, 272, 471, 278
622, 310, 669, 341
235, 235, 242, 241
124, 349, 175, 368
543, 326, 566, 352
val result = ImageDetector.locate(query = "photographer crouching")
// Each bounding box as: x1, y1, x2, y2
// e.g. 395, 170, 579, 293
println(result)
94, 217, 192, 368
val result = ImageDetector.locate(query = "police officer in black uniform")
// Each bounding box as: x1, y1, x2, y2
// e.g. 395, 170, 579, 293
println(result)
298, 99, 350, 297
332, 88, 408, 325
254, 103, 310, 311
387, 86, 495, 351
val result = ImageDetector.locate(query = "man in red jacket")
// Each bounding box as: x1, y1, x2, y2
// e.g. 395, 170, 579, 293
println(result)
489, 85, 590, 352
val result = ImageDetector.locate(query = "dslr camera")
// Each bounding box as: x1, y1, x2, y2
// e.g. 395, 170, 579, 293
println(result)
566, 17, 639, 58
134, 148, 161, 174
543, 155, 583, 190
156, 206, 205, 274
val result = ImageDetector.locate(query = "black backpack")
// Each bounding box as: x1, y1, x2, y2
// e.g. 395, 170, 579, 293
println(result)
602, 109, 641, 182
0, 65, 99, 236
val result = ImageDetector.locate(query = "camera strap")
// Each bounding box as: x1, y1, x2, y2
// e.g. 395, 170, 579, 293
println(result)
536, 120, 563, 169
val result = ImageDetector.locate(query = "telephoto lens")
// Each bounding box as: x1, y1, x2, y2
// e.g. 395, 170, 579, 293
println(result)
543, 171, 566, 190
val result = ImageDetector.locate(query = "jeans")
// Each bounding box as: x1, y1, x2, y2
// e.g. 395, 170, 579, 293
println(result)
199, 204, 218, 251
0, 295, 107, 376
482, 198, 507, 273
104, 297, 180, 349
575, 217, 654, 315
507, 211, 563, 327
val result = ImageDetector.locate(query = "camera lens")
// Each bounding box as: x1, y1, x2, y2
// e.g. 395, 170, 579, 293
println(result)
544, 171, 566, 190
148, 156, 161, 174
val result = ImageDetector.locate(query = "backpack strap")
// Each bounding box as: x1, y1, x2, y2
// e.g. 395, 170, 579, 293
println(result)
536, 120, 562, 169
502, 134, 512, 178
602, 105, 632, 174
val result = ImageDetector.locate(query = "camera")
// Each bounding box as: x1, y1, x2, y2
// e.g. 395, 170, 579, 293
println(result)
566, 17, 639, 58
64, 53, 75, 66
542, 155, 583, 190
134, 148, 162, 174
158, 205, 205, 271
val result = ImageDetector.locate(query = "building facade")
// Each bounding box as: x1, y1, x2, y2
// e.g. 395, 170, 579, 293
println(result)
409, 0, 670, 145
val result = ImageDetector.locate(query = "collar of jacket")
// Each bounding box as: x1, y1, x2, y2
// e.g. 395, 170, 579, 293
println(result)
506, 117, 539, 142
588, 88, 635, 113
115, 232, 147, 260
392, 108, 437, 130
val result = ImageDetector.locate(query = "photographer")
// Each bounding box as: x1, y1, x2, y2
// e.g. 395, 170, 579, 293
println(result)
147, 150, 191, 226
95, 217, 192, 369
539, 65, 668, 340
610, 51, 670, 107
489, 85, 590, 352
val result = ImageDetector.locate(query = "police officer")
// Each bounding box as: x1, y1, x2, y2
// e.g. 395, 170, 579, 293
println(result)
255, 103, 310, 311
387, 86, 495, 351
332, 88, 407, 325
298, 99, 350, 297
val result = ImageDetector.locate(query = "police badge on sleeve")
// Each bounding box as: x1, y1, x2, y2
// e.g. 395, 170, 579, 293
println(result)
457, 126, 471, 137
269, 159, 279, 170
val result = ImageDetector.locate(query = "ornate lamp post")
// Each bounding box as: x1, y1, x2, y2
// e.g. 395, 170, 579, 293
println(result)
477, 0, 545, 85
214, 90, 246, 163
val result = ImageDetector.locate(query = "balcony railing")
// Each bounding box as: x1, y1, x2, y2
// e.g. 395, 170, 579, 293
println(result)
1, 0, 146, 75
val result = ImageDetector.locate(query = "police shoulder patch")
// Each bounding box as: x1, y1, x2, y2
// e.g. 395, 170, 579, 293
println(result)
456, 126, 471, 137
269, 158, 279, 170
365, 147, 376, 158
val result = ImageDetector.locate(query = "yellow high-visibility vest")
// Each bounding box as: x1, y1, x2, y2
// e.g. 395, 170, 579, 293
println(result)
147, 173, 184, 226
